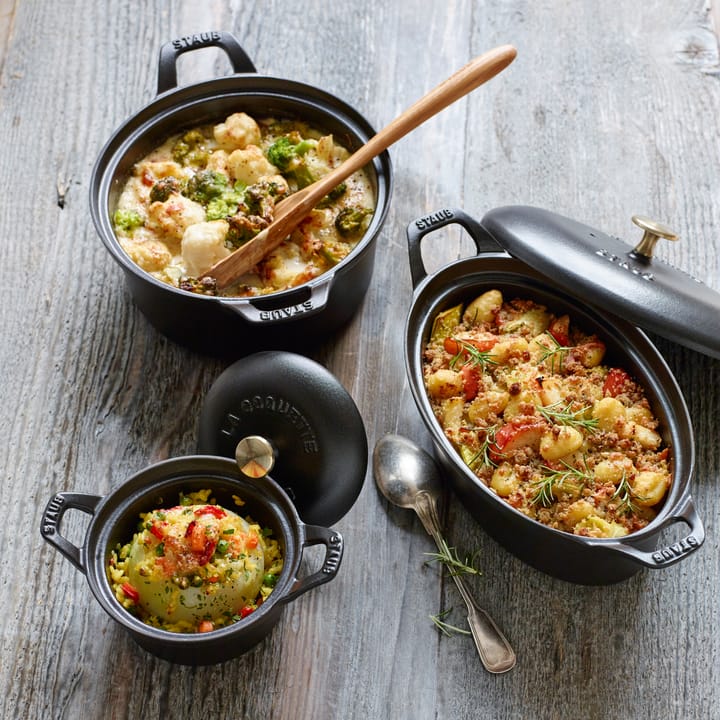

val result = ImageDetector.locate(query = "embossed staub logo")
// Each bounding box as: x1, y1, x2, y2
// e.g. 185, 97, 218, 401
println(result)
414, 208, 454, 230
259, 300, 313, 322
221, 395, 319, 453
42, 494, 65, 535
595, 248, 655, 281
652, 535, 699, 564
172, 31, 222, 50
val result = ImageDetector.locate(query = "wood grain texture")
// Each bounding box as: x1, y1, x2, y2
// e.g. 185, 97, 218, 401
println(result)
1, 1, 719, 719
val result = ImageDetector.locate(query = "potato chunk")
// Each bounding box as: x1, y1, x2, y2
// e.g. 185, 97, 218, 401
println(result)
425, 369, 464, 400
463, 289, 503, 325
540, 426, 584, 461
631, 471, 670, 507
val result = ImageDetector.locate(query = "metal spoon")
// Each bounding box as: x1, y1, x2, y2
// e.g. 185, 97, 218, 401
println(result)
373, 434, 516, 674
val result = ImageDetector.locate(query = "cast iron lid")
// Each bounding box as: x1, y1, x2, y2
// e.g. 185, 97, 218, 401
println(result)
481, 206, 720, 360
197, 351, 367, 526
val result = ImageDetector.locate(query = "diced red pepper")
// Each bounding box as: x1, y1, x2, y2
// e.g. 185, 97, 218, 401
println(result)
461, 365, 480, 401
548, 315, 570, 346
239, 605, 255, 619
603, 368, 631, 397
149, 524, 164, 540
198, 620, 214, 633
194, 505, 226, 518
245, 533, 259, 550
489, 420, 545, 463
443, 337, 497, 356
185, 519, 218, 565
121, 583, 140, 603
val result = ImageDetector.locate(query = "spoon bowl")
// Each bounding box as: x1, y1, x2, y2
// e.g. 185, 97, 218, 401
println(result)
373, 434, 443, 509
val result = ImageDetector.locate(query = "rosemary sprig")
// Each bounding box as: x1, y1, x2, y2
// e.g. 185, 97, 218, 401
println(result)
448, 339, 498, 371
612, 472, 647, 515
536, 401, 599, 433
430, 608, 471, 637
535, 333, 576, 373
464, 424, 499, 469
424, 535, 482, 577
531, 460, 593, 507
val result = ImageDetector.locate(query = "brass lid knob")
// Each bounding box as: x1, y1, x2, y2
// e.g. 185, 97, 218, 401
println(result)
631, 215, 679, 259
235, 435, 275, 478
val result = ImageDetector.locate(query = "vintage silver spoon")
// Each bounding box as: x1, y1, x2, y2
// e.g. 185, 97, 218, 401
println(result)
373, 434, 516, 674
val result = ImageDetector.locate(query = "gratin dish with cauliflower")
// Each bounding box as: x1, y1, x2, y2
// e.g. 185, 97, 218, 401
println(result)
112, 111, 376, 297
108, 489, 283, 633
422, 289, 672, 538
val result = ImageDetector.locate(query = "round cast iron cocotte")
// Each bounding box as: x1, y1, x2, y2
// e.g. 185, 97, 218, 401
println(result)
404, 208, 704, 585
39, 455, 344, 665
89, 31, 393, 357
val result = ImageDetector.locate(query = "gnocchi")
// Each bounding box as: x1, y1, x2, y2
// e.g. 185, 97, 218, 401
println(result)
422, 289, 672, 538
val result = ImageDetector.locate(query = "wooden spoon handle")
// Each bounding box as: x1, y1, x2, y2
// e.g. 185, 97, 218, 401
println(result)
205, 44, 517, 289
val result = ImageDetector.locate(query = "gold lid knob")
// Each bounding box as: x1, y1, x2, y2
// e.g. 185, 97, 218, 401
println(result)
235, 435, 275, 478
631, 215, 679, 259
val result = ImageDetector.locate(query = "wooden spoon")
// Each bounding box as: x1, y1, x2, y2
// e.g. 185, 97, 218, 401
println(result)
203, 44, 517, 290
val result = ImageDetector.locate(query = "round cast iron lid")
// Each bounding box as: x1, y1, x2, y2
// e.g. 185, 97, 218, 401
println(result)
197, 351, 367, 526
481, 206, 720, 359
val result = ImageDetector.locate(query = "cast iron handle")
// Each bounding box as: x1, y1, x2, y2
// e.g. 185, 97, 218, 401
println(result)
283, 525, 344, 603
40, 491, 102, 574
223, 277, 332, 324
406, 207, 502, 289
591, 494, 704, 568
157, 30, 257, 95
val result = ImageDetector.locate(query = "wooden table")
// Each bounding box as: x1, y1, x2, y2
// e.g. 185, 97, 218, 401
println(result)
2, 1, 719, 718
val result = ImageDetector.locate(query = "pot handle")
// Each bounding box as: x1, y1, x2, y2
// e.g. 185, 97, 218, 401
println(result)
40, 492, 102, 574
157, 31, 257, 95
283, 525, 344, 603
406, 207, 501, 289
595, 494, 704, 569
222, 278, 331, 324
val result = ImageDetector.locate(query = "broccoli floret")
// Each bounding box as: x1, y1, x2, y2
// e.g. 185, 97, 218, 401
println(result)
149, 176, 183, 203
179, 276, 218, 296
113, 209, 144, 233
244, 178, 286, 221
206, 182, 247, 221
225, 213, 268, 250
317, 182, 347, 208
183, 170, 229, 204
266, 135, 315, 171
335, 207, 373, 236
172, 129, 209, 167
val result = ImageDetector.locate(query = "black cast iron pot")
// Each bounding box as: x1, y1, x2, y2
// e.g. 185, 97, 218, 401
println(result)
89, 31, 392, 356
40, 455, 343, 664
404, 208, 705, 585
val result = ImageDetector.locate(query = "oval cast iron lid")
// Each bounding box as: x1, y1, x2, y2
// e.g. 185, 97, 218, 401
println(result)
481, 206, 720, 359
197, 351, 367, 526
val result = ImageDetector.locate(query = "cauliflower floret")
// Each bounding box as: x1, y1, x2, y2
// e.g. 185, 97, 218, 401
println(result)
147, 193, 205, 243
213, 112, 262, 152
181, 220, 231, 277
205, 149, 230, 175
120, 238, 171, 273
227, 146, 279, 185
136, 160, 185, 181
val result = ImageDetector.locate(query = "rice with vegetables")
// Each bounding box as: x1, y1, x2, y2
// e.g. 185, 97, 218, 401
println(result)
422, 289, 672, 538
107, 489, 283, 633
